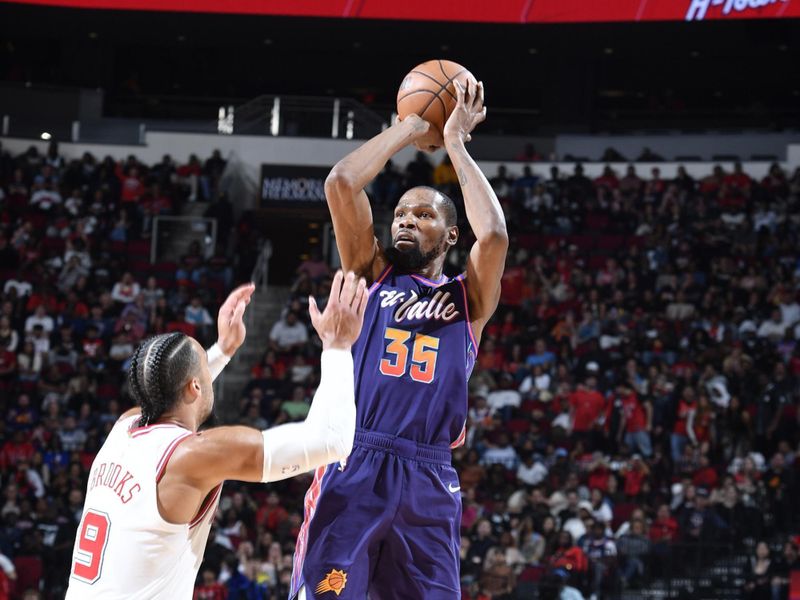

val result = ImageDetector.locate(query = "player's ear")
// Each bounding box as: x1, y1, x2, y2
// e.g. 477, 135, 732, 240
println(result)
187, 377, 202, 402
447, 225, 459, 247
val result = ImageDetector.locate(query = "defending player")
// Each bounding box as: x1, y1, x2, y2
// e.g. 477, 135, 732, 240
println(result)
65, 271, 367, 599
291, 80, 507, 599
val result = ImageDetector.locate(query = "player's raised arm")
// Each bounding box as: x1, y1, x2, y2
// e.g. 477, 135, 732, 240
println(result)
326, 116, 431, 282
158, 271, 367, 524
444, 80, 508, 342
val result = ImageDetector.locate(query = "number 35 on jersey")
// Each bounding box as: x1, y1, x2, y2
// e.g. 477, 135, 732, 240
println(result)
379, 327, 440, 384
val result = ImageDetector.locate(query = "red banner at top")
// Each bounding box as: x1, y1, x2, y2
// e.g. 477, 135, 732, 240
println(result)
5, 0, 799, 22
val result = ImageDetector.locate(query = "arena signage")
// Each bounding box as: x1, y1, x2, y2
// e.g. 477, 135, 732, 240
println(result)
6, 0, 799, 22
260, 165, 329, 206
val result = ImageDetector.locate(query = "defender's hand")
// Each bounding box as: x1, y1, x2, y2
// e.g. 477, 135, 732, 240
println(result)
444, 80, 486, 145
309, 271, 368, 351
217, 283, 255, 356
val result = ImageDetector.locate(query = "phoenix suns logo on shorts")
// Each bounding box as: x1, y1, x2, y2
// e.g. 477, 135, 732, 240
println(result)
315, 569, 347, 596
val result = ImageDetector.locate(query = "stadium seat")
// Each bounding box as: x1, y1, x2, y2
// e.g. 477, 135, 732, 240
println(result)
14, 556, 43, 594
167, 321, 196, 337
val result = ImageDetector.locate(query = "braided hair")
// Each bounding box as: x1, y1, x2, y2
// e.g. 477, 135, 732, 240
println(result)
128, 332, 201, 427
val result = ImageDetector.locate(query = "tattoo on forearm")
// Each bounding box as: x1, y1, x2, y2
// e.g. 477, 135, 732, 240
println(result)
458, 168, 468, 187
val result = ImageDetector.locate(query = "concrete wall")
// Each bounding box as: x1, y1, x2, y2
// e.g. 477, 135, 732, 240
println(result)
2, 133, 798, 181
556, 132, 800, 162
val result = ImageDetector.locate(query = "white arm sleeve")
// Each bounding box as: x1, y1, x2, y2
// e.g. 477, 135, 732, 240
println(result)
260, 349, 355, 483
206, 343, 231, 382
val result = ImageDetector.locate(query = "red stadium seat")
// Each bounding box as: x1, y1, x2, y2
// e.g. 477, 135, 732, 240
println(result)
14, 556, 42, 595
612, 502, 638, 531
167, 321, 196, 337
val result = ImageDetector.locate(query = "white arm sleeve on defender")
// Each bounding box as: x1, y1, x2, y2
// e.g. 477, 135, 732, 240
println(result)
260, 349, 355, 483
206, 343, 231, 382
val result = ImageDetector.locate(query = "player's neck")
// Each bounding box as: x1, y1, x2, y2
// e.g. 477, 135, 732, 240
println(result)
154, 411, 198, 432
413, 257, 446, 282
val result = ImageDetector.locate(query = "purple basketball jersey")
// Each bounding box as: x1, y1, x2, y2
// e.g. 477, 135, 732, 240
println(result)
351, 265, 477, 447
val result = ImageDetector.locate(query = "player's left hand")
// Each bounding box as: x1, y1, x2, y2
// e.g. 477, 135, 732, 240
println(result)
217, 283, 256, 356
443, 79, 486, 144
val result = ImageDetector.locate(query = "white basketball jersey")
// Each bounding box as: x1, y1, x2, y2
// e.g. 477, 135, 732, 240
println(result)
65, 415, 222, 599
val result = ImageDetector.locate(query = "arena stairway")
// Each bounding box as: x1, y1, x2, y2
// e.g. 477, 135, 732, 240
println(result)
614, 547, 748, 600
215, 284, 292, 423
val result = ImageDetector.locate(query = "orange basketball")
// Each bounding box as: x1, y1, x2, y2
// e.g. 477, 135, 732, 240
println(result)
396, 60, 477, 136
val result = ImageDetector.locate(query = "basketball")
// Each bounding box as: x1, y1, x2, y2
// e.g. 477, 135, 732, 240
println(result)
396, 60, 478, 137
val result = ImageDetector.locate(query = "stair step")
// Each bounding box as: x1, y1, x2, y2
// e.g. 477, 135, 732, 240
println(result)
220, 284, 293, 407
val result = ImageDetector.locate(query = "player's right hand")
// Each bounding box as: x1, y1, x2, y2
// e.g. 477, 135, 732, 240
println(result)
309, 270, 368, 351
397, 114, 441, 153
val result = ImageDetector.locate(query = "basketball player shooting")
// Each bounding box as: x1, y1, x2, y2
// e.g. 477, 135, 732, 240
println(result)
65, 272, 367, 599
291, 79, 508, 599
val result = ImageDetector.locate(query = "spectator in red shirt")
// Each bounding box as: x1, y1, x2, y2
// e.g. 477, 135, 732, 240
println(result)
671, 387, 697, 462
0, 345, 16, 388
115, 162, 144, 204
1, 431, 35, 470
760, 163, 788, 196
616, 385, 653, 457
255, 491, 289, 533
515, 142, 542, 162
500, 256, 528, 307
594, 166, 619, 201
691, 394, 715, 450
699, 165, 725, 197
622, 455, 650, 498
177, 154, 205, 201
549, 531, 588, 582
569, 365, 606, 451
81, 325, 105, 358
649, 504, 679, 543
193, 568, 227, 600
692, 453, 719, 490
724, 161, 752, 198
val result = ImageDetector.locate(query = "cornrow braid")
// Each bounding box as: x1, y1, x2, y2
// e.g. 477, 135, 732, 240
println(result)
127, 340, 148, 408
131, 332, 200, 427
142, 333, 182, 425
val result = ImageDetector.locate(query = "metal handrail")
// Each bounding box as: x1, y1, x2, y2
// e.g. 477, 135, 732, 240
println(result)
211, 238, 272, 417
246, 239, 273, 331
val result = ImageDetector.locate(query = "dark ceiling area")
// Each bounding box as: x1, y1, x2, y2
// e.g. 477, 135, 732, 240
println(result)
0, 3, 799, 133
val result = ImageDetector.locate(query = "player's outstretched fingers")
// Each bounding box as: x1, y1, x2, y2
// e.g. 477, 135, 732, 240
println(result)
341, 271, 359, 308
308, 294, 321, 330
464, 79, 473, 106
220, 283, 253, 317
329, 270, 344, 306
232, 298, 246, 323
475, 81, 485, 111
354, 278, 368, 316
454, 80, 465, 105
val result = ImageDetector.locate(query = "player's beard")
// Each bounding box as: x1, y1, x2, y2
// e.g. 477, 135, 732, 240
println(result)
385, 234, 446, 273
